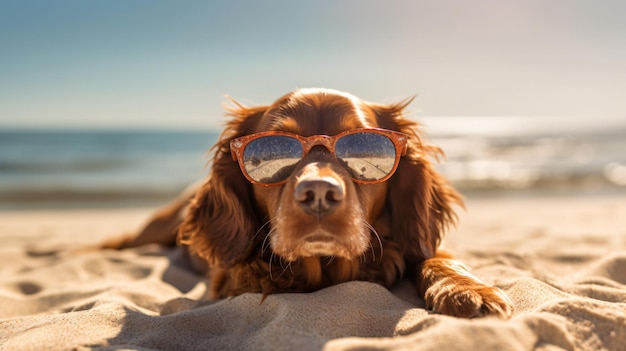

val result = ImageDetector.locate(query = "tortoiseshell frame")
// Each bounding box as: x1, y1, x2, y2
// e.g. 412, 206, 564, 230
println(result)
230, 128, 408, 186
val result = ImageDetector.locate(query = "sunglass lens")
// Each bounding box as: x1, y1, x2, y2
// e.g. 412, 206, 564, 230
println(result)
335, 132, 396, 181
243, 136, 303, 183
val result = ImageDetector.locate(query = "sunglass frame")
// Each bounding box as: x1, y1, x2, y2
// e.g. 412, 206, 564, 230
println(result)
230, 128, 409, 186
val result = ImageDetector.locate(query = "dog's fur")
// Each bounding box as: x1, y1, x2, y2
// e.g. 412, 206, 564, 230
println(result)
104, 88, 513, 319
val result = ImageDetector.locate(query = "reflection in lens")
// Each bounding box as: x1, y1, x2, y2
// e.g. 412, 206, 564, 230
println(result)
336, 133, 396, 181
243, 136, 302, 183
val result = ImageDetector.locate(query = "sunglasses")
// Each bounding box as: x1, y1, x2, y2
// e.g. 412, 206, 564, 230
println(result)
230, 128, 408, 186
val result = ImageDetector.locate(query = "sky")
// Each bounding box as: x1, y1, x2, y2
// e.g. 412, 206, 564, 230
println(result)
1, 0, 625, 131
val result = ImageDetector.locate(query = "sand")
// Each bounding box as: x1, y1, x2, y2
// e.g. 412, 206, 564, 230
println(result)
1, 196, 625, 351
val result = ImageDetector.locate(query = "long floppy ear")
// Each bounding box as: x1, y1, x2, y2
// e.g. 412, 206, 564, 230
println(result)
371, 100, 463, 260
178, 102, 268, 267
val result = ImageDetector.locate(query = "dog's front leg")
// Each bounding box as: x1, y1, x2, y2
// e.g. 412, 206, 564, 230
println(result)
415, 252, 513, 319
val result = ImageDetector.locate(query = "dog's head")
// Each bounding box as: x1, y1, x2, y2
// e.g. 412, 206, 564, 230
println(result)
179, 88, 461, 267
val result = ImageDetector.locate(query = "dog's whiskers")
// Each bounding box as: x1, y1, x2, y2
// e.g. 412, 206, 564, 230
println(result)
269, 252, 276, 281
254, 219, 273, 240
363, 239, 374, 262
360, 251, 367, 263
261, 227, 276, 255
274, 257, 294, 281
261, 234, 271, 255
365, 222, 384, 262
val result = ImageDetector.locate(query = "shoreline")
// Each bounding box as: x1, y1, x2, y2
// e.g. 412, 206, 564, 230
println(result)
2, 187, 626, 212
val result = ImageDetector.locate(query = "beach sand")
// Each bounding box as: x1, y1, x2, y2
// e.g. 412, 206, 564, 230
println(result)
1, 196, 625, 350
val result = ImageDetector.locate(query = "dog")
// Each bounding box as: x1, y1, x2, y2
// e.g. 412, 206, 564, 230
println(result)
104, 88, 513, 319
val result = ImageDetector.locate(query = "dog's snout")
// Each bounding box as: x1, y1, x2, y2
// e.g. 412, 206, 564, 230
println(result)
295, 177, 344, 217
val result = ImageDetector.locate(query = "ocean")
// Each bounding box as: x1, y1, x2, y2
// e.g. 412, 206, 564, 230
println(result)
1, 123, 625, 210
0, 130, 217, 210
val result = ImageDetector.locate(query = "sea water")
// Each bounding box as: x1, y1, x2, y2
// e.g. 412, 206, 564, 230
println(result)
1, 121, 625, 210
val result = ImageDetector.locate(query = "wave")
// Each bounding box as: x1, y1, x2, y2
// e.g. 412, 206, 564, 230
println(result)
0, 128, 625, 209
431, 127, 626, 195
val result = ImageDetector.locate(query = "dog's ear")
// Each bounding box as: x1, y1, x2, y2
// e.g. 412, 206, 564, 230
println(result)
370, 100, 463, 260
178, 102, 268, 267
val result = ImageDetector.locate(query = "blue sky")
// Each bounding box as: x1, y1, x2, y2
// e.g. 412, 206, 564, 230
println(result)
1, 0, 625, 130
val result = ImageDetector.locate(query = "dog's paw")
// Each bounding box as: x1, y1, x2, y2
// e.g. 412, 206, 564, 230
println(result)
424, 279, 514, 319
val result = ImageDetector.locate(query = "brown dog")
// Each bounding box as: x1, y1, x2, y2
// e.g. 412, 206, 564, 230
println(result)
104, 88, 513, 319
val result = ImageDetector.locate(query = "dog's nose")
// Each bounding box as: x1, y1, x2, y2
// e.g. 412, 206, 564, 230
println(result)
294, 177, 344, 217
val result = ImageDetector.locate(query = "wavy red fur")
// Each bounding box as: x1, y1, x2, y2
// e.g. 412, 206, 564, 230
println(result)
110, 88, 513, 319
